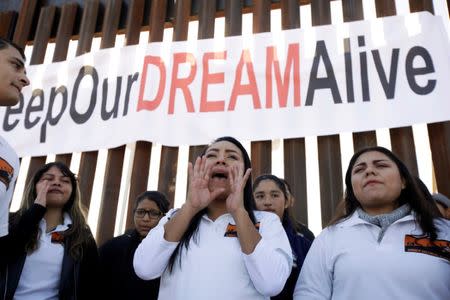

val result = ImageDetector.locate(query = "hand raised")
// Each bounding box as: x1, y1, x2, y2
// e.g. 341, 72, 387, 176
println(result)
226, 164, 251, 215
35, 180, 49, 207
185, 156, 225, 214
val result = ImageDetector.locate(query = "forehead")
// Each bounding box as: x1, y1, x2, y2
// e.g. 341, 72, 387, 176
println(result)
354, 151, 393, 165
137, 198, 158, 209
41, 166, 68, 177
255, 179, 281, 191
0, 46, 23, 61
206, 141, 243, 156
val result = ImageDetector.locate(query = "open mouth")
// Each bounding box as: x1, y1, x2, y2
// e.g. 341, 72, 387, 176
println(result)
211, 171, 228, 180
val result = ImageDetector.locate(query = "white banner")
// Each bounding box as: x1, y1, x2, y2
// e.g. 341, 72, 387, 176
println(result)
1, 12, 450, 157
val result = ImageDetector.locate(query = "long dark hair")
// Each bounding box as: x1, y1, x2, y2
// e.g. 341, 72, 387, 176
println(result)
414, 177, 444, 218
12, 162, 91, 259
330, 146, 440, 239
168, 136, 256, 271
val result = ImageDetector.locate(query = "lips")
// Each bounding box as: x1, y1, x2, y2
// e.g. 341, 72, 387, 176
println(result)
11, 83, 20, 93
211, 167, 228, 180
48, 188, 63, 194
140, 226, 152, 232
364, 180, 382, 187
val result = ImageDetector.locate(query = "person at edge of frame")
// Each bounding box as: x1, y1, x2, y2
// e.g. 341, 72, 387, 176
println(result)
0, 162, 99, 300
0, 38, 30, 267
294, 146, 450, 300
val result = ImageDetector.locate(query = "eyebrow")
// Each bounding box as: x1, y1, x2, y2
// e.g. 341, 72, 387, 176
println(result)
11, 57, 27, 75
353, 159, 390, 168
42, 173, 70, 179
254, 190, 281, 194
206, 148, 239, 155
11, 57, 25, 68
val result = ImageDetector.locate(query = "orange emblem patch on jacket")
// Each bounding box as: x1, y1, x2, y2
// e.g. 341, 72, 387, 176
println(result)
404, 234, 450, 261
224, 222, 260, 237
51, 231, 65, 244
0, 157, 14, 189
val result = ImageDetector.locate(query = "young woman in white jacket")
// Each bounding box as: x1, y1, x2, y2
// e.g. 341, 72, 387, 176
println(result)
134, 136, 292, 300
294, 146, 449, 300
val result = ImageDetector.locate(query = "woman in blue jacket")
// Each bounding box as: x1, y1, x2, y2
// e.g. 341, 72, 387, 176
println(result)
253, 174, 312, 300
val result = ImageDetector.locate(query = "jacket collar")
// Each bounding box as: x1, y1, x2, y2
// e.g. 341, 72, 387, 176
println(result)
39, 212, 73, 234
337, 210, 415, 228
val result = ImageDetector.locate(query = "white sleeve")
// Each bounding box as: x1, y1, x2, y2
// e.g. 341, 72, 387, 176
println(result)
0, 183, 10, 237
0, 147, 19, 238
243, 212, 293, 296
294, 228, 332, 300
133, 210, 179, 280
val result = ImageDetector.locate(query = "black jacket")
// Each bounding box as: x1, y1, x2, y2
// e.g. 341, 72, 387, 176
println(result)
99, 229, 160, 300
0, 235, 12, 269
0, 204, 99, 300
